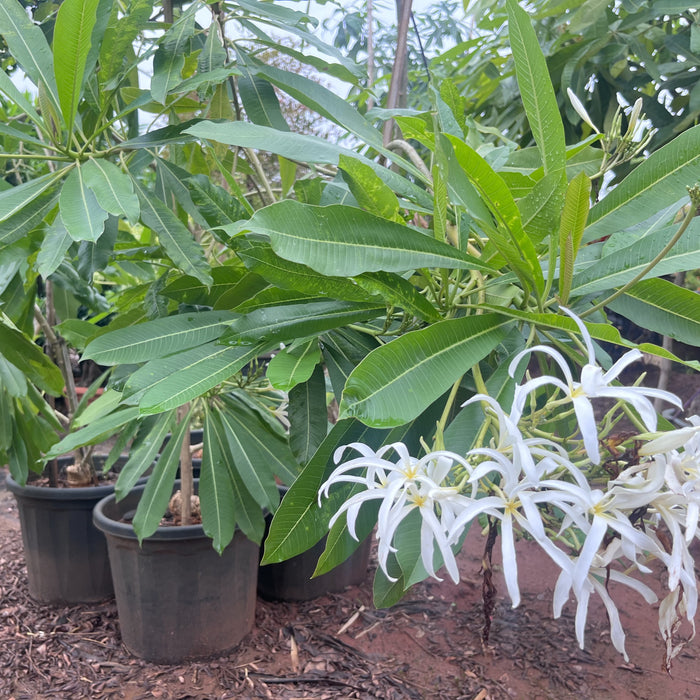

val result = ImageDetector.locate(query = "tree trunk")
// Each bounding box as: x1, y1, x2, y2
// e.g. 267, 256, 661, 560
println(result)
382, 0, 412, 146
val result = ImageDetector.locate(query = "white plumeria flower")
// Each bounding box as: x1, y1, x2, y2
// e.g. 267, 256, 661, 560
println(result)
318, 442, 471, 584
509, 307, 682, 464
639, 415, 700, 456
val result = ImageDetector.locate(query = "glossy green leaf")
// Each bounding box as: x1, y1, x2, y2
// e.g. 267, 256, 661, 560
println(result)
150, 5, 195, 103
202, 409, 265, 546
0, 0, 59, 107
184, 121, 432, 207
186, 175, 249, 229
353, 271, 442, 323
340, 314, 513, 427
59, 165, 108, 242
507, 0, 566, 176
53, 0, 100, 134
607, 278, 700, 346
161, 266, 247, 307
129, 342, 267, 414
321, 328, 381, 402
0, 172, 63, 223
237, 63, 289, 131
445, 136, 544, 294
133, 181, 212, 285
46, 407, 140, 457
558, 171, 591, 304
233, 239, 372, 302
200, 411, 236, 553
82, 159, 139, 224
267, 340, 321, 392
0, 188, 59, 250
36, 218, 72, 278
585, 124, 700, 241
114, 411, 176, 500
518, 171, 566, 245
84, 310, 235, 365
232, 200, 494, 277
288, 363, 327, 466
0, 324, 64, 395
132, 408, 191, 542
223, 300, 385, 344
121, 118, 200, 149
338, 154, 401, 221
571, 218, 700, 295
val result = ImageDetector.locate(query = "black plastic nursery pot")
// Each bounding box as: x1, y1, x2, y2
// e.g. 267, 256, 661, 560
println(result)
6, 455, 129, 605
93, 480, 259, 664
257, 487, 372, 602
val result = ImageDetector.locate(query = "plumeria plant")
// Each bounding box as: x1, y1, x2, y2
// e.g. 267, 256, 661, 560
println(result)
319, 307, 697, 668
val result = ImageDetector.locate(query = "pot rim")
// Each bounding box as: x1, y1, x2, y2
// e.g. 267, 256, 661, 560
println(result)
93, 479, 211, 542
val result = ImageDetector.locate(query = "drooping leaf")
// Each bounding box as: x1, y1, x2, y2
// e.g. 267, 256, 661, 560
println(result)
237, 62, 289, 131
339, 314, 513, 428
59, 165, 109, 242
0, 323, 64, 395
186, 174, 249, 229
132, 180, 212, 285
36, 217, 72, 278
607, 278, 700, 347
132, 407, 191, 542
0, 171, 63, 223
0, 188, 59, 250
288, 363, 327, 465
338, 154, 401, 221
82, 159, 140, 224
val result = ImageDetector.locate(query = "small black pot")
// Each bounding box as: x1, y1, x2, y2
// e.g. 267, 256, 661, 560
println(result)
6, 455, 132, 604
93, 480, 259, 664
257, 487, 371, 602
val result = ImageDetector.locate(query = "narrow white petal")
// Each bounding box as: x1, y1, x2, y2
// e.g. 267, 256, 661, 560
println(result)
500, 514, 521, 608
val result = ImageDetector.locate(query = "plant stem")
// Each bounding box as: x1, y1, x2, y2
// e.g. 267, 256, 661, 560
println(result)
178, 405, 193, 526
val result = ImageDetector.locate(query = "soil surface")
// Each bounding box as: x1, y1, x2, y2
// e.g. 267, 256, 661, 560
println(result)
2, 364, 700, 699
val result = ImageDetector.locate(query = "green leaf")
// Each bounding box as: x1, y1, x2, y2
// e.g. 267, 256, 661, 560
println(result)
0, 171, 63, 223
0, 0, 59, 107
36, 218, 72, 278
0, 323, 64, 395
84, 310, 235, 365
288, 363, 327, 466
202, 410, 265, 546
338, 154, 401, 221
444, 135, 544, 294
186, 175, 249, 229
237, 63, 289, 131
53, 0, 100, 134
200, 411, 236, 553
223, 300, 385, 345
558, 171, 591, 304
232, 200, 495, 277
114, 411, 176, 500
353, 271, 442, 323
46, 407, 140, 457
132, 408, 191, 542
77, 214, 118, 277
132, 180, 212, 285
0, 188, 59, 250
571, 218, 700, 295
585, 124, 700, 241
150, 5, 195, 104
506, 0, 566, 177
233, 239, 372, 302
198, 22, 226, 73
129, 342, 268, 414
245, 56, 382, 149
267, 340, 321, 392
82, 159, 140, 224
59, 165, 109, 242
339, 314, 513, 428
607, 278, 700, 346
322, 328, 380, 401
518, 171, 567, 245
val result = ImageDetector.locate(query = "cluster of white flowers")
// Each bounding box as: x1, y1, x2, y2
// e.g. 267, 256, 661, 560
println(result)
319, 309, 698, 665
